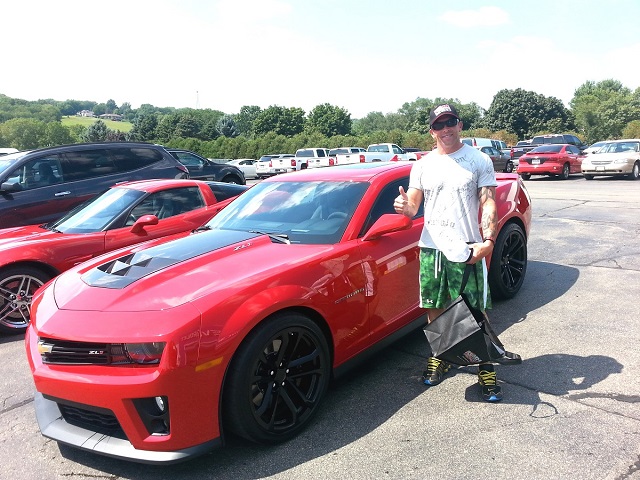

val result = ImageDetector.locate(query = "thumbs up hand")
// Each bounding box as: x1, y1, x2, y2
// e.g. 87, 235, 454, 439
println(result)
394, 186, 410, 215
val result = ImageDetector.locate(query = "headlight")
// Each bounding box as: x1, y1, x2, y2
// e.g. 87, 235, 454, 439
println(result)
614, 158, 631, 164
124, 342, 166, 364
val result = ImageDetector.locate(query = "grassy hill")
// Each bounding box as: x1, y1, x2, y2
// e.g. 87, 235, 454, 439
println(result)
61, 116, 133, 133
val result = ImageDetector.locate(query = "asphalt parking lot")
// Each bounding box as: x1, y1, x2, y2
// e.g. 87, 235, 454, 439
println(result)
1, 174, 639, 480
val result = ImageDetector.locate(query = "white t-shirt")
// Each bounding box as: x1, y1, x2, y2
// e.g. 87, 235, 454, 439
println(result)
408, 143, 497, 262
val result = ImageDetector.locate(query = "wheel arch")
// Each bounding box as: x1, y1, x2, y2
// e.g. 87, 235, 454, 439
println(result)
0, 260, 60, 280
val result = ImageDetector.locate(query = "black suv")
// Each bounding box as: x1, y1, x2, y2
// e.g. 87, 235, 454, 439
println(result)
0, 142, 189, 228
166, 149, 246, 185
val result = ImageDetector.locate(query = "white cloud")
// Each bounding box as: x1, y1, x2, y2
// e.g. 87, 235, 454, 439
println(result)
438, 6, 510, 28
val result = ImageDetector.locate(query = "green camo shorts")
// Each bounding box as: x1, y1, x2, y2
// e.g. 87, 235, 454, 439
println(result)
419, 247, 491, 311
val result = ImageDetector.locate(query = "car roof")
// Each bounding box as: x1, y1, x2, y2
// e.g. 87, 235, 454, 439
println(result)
263, 161, 410, 182
109, 178, 210, 193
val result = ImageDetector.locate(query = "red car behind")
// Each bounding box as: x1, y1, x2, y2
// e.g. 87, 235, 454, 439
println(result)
0, 179, 247, 334
517, 144, 585, 180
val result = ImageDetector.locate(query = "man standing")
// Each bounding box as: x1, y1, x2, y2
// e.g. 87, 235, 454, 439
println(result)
393, 104, 502, 402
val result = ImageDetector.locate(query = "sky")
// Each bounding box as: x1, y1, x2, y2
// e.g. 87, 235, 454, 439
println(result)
3, 0, 640, 119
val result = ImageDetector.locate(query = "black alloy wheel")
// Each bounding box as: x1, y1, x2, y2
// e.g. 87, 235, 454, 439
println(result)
489, 223, 528, 300
222, 313, 331, 443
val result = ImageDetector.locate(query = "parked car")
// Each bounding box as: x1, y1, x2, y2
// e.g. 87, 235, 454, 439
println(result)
166, 149, 245, 184
517, 144, 585, 180
0, 147, 19, 156
255, 153, 295, 179
462, 137, 509, 157
271, 147, 330, 172
227, 158, 257, 179
26, 162, 531, 464
0, 142, 189, 229
474, 146, 514, 173
582, 141, 607, 155
511, 134, 587, 165
308, 147, 366, 168
0, 179, 248, 334
581, 139, 640, 180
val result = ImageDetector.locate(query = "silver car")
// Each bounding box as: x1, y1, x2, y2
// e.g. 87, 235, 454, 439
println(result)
581, 139, 640, 180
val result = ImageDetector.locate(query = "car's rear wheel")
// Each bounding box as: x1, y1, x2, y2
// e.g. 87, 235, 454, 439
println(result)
584, 174, 594, 180
520, 173, 531, 180
504, 162, 514, 173
628, 162, 640, 180
560, 163, 570, 180
222, 175, 243, 184
222, 313, 331, 443
489, 223, 527, 300
0, 266, 51, 334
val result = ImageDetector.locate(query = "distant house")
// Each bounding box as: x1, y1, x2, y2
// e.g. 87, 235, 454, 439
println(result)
99, 113, 123, 121
77, 110, 95, 117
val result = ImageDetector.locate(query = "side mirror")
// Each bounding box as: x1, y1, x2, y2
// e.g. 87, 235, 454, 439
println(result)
0, 181, 23, 193
362, 214, 412, 241
130, 214, 159, 234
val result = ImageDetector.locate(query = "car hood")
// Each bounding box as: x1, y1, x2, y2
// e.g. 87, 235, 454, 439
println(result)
51, 229, 332, 313
584, 151, 637, 162
0, 224, 55, 247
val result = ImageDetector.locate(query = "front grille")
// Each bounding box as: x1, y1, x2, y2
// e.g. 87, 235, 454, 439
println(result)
53, 399, 126, 439
38, 338, 128, 365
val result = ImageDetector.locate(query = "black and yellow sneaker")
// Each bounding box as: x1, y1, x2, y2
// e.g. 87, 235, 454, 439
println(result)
478, 365, 503, 402
422, 357, 451, 386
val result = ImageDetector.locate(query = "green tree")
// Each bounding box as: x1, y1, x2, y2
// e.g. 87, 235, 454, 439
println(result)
216, 115, 240, 138
105, 99, 118, 114
83, 120, 109, 142
622, 120, 640, 139
570, 80, 640, 143
305, 103, 352, 137
174, 114, 200, 138
0, 118, 47, 149
44, 122, 74, 146
484, 88, 574, 140
234, 105, 262, 137
254, 106, 305, 136
93, 103, 107, 116
130, 113, 158, 141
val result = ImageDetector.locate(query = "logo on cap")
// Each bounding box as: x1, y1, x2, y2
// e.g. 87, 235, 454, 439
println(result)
433, 104, 453, 116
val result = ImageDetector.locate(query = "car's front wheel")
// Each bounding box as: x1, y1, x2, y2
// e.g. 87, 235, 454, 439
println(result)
222, 313, 331, 443
222, 175, 244, 184
504, 162, 514, 173
628, 162, 640, 180
489, 223, 527, 300
0, 266, 51, 334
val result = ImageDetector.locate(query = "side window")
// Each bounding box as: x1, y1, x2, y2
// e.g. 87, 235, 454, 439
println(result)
359, 177, 423, 237
111, 148, 164, 172
62, 149, 116, 181
317, 150, 326, 157
127, 187, 205, 225
172, 152, 203, 168
392, 145, 403, 154
14, 155, 63, 190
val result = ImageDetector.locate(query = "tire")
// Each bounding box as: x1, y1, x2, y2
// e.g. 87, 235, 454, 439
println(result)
489, 223, 527, 300
520, 173, 531, 180
222, 313, 331, 443
628, 162, 640, 180
560, 163, 570, 180
0, 266, 51, 334
222, 175, 243, 184
504, 162, 514, 173
584, 174, 594, 180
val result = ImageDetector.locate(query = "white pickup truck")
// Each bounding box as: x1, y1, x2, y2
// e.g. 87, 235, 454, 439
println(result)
334, 143, 419, 165
270, 147, 329, 173
307, 147, 366, 169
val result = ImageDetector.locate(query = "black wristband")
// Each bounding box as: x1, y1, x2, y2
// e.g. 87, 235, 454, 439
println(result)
483, 238, 495, 245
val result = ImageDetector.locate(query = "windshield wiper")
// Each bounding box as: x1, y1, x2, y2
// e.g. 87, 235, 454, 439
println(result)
249, 230, 290, 244
41, 223, 62, 233
193, 225, 212, 232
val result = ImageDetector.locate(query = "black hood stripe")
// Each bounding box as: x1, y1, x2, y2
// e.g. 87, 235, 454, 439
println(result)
81, 229, 258, 289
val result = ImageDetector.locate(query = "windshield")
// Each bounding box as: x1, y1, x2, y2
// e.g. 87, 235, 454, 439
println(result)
0, 151, 30, 176
295, 150, 316, 157
530, 145, 563, 153
50, 188, 145, 233
205, 180, 369, 244
599, 142, 640, 154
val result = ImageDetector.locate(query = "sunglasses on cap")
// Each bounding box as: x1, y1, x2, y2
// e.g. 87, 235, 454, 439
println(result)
431, 117, 459, 131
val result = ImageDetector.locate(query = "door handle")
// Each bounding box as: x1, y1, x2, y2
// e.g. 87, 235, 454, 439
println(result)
54, 191, 71, 196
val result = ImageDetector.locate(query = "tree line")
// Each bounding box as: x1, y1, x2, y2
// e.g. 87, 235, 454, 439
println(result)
2, 79, 640, 158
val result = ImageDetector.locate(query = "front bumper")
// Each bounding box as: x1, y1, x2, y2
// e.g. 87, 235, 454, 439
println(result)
35, 393, 220, 464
